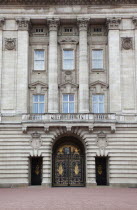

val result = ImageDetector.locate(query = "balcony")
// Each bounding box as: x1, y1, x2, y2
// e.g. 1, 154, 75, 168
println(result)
22, 113, 116, 123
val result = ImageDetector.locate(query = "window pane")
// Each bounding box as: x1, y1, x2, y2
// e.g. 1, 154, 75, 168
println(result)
92, 95, 98, 103
39, 95, 44, 102
93, 103, 98, 113
92, 50, 103, 69
33, 95, 38, 102
99, 95, 104, 102
63, 103, 68, 113
34, 50, 44, 60
34, 61, 44, 70
33, 103, 38, 113
63, 59, 74, 70
39, 103, 44, 113
63, 50, 73, 59
69, 94, 74, 102
92, 50, 103, 59
69, 103, 74, 113
99, 103, 104, 113
63, 94, 68, 102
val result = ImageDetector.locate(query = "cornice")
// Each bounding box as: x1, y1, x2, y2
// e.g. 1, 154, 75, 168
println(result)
0, 0, 137, 5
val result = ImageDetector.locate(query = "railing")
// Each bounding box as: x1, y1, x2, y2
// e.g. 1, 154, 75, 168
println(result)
22, 113, 116, 122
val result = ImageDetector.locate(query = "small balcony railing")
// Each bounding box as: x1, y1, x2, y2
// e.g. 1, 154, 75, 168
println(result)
22, 113, 116, 123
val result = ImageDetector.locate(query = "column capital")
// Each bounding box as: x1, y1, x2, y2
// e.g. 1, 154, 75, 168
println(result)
132, 17, 137, 29
0, 18, 5, 30
47, 18, 60, 31
77, 18, 90, 31
106, 17, 121, 30
16, 18, 31, 31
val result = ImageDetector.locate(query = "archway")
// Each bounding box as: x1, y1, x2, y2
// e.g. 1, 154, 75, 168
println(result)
52, 136, 85, 187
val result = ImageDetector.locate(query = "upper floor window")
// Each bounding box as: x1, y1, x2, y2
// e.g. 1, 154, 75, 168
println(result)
92, 95, 104, 113
35, 28, 44, 33
63, 49, 74, 70
64, 27, 73, 33
33, 95, 44, 113
34, 50, 45, 70
92, 49, 103, 69
63, 94, 74, 113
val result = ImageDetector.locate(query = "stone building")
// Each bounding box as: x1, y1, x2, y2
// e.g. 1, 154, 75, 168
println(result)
0, 0, 137, 187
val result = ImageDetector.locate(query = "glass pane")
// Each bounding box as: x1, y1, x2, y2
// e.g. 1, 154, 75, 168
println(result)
39, 103, 44, 113
63, 94, 68, 102
63, 59, 74, 70
92, 50, 103, 59
39, 95, 44, 102
63, 50, 73, 59
99, 103, 104, 113
33, 103, 38, 113
34, 50, 44, 60
92, 95, 98, 103
69, 103, 74, 113
34, 61, 44, 70
33, 95, 38, 102
63, 103, 68, 113
69, 94, 74, 102
92, 60, 103, 69
99, 95, 104, 102
93, 103, 98, 113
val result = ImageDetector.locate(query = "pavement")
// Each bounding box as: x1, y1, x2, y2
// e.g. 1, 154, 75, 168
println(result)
0, 187, 137, 210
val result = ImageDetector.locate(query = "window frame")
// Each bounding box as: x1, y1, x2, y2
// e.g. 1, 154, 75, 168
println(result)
34, 49, 45, 71
62, 94, 75, 113
62, 49, 75, 71
92, 94, 105, 113
91, 49, 104, 70
32, 94, 45, 114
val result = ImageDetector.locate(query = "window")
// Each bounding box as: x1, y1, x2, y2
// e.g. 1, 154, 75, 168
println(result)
64, 27, 73, 33
92, 50, 103, 69
35, 28, 44, 33
63, 50, 74, 70
34, 50, 45, 70
92, 95, 104, 113
93, 27, 102, 32
63, 94, 74, 113
33, 95, 44, 113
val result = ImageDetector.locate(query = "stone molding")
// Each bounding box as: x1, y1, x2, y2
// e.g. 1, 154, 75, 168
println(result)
58, 37, 79, 45
121, 37, 133, 50
90, 80, 109, 93
16, 18, 31, 31
29, 81, 48, 94
77, 18, 89, 31
47, 18, 60, 31
132, 17, 137, 29
4, 38, 16, 50
0, 0, 137, 5
107, 17, 121, 30
0, 18, 5, 30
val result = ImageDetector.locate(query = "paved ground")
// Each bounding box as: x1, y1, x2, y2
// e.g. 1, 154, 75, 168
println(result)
0, 187, 137, 210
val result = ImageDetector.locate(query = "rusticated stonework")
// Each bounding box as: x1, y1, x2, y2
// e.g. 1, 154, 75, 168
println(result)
0, 0, 137, 5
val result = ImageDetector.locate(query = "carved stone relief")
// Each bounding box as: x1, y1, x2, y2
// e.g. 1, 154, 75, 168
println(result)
96, 131, 108, 156
29, 81, 48, 94
90, 81, 109, 94
121, 37, 133, 50
107, 17, 121, 30
58, 36, 79, 45
30, 132, 42, 156
16, 18, 30, 31
59, 82, 78, 93
48, 18, 60, 31
77, 18, 89, 31
4, 38, 16, 50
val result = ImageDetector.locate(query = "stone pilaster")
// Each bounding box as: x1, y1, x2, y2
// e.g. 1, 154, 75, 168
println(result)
78, 18, 89, 113
0, 18, 5, 112
48, 18, 59, 113
16, 18, 30, 113
133, 17, 137, 111
107, 18, 121, 113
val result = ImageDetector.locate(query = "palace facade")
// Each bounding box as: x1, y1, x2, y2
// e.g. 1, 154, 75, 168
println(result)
0, 0, 137, 187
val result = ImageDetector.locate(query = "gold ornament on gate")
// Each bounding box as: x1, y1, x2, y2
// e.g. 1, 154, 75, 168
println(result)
35, 165, 40, 175
98, 165, 102, 175
74, 164, 79, 175
58, 164, 63, 175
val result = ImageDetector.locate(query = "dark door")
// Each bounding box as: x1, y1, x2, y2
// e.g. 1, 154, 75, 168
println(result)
31, 157, 42, 185
53, 144, 85, 187
96, 157, 107, 186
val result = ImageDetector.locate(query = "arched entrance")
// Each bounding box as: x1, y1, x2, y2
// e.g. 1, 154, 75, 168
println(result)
52, 136, 85, 187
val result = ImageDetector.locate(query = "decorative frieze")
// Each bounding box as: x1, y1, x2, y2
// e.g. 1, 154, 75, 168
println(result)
48, 18, 60, 31
107, 17, 121, 30
16, 18, 30, 31
0, 0, 137, 5
0, 18, 5, 30
77, 18, 89, 31
121, 37, 133, 50
4, 38, 16, 50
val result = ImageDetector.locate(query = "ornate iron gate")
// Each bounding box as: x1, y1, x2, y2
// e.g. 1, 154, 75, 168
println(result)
53, 148, 85, 187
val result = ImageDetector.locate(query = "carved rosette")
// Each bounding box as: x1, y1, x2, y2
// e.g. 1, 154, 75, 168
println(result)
96, 131, 108, 156
16, 18, 30, 31
107, 17, 121, 30
48, 18, 60, 31
0, 18, 5, 30
4, 38, 16, 50
121, 37, 133, 50
77, 18, 89, 31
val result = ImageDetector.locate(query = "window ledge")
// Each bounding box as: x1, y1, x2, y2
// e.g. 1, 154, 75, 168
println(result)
62, 69, 75, 71
91, 69, 105, 72
32, 70, 46, 73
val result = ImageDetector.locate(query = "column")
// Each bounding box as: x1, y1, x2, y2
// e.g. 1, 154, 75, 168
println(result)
0, 18, 5, 113
133, 18, 137, 112
16, 18, 30, 113
48, 18, 59, 113
78, 18, 89, 113
107, 18, 121, 113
